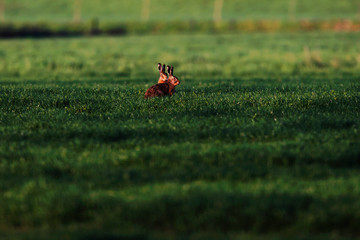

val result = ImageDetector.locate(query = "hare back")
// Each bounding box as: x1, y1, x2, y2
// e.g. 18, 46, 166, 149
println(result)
144, 83, 171, 99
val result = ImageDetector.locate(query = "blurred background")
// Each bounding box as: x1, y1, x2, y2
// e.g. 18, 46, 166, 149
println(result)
1, 0, 359, 35
0, 0, 359, 22
0, 0, 359, 80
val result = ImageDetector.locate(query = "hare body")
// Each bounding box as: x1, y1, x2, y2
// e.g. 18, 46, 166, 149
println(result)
144, 64, 180, 99
144, 82, 176, 98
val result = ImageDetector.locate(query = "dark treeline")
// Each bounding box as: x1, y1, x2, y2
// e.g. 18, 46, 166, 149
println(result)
1, 19, 359, 38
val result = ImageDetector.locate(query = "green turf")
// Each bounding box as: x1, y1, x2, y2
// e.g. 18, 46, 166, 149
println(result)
3, 0, 360, 22
0, 33, 359, 78
1, 33, 360, 239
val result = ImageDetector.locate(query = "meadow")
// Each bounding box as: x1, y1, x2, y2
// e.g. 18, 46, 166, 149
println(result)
1, 32, 360, 239
2, 0, 360, 38
3, 0, 360, 22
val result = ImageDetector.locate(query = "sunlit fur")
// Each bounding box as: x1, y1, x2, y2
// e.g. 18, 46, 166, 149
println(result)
157, 63, 168, 84
167, 65, 180, 86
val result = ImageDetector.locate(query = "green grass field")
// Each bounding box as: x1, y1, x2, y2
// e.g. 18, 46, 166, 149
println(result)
3, 0, 360, 22
1, 33, 360, 239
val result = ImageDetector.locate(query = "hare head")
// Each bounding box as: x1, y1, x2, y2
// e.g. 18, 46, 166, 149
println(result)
158, 63, 168, 84
167, 65, 180, 86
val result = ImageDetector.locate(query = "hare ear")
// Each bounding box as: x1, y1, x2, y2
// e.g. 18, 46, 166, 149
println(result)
167, 65, 171, 74
158, 63, 162, 72
170, 66, 174, 75
162, 64, 166, 73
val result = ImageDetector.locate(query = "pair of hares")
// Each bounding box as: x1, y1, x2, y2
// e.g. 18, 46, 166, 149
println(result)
144, 63, 180, 99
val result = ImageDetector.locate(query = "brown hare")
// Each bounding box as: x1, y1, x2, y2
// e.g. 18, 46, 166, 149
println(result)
144, 65, 180, 99
167, 65, 180, 87
157, 63, 168, 84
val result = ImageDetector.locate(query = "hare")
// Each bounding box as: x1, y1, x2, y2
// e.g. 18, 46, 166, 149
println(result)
167, 65, 180, 87
157, 63, 168, 84
144, 64, 180, 99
